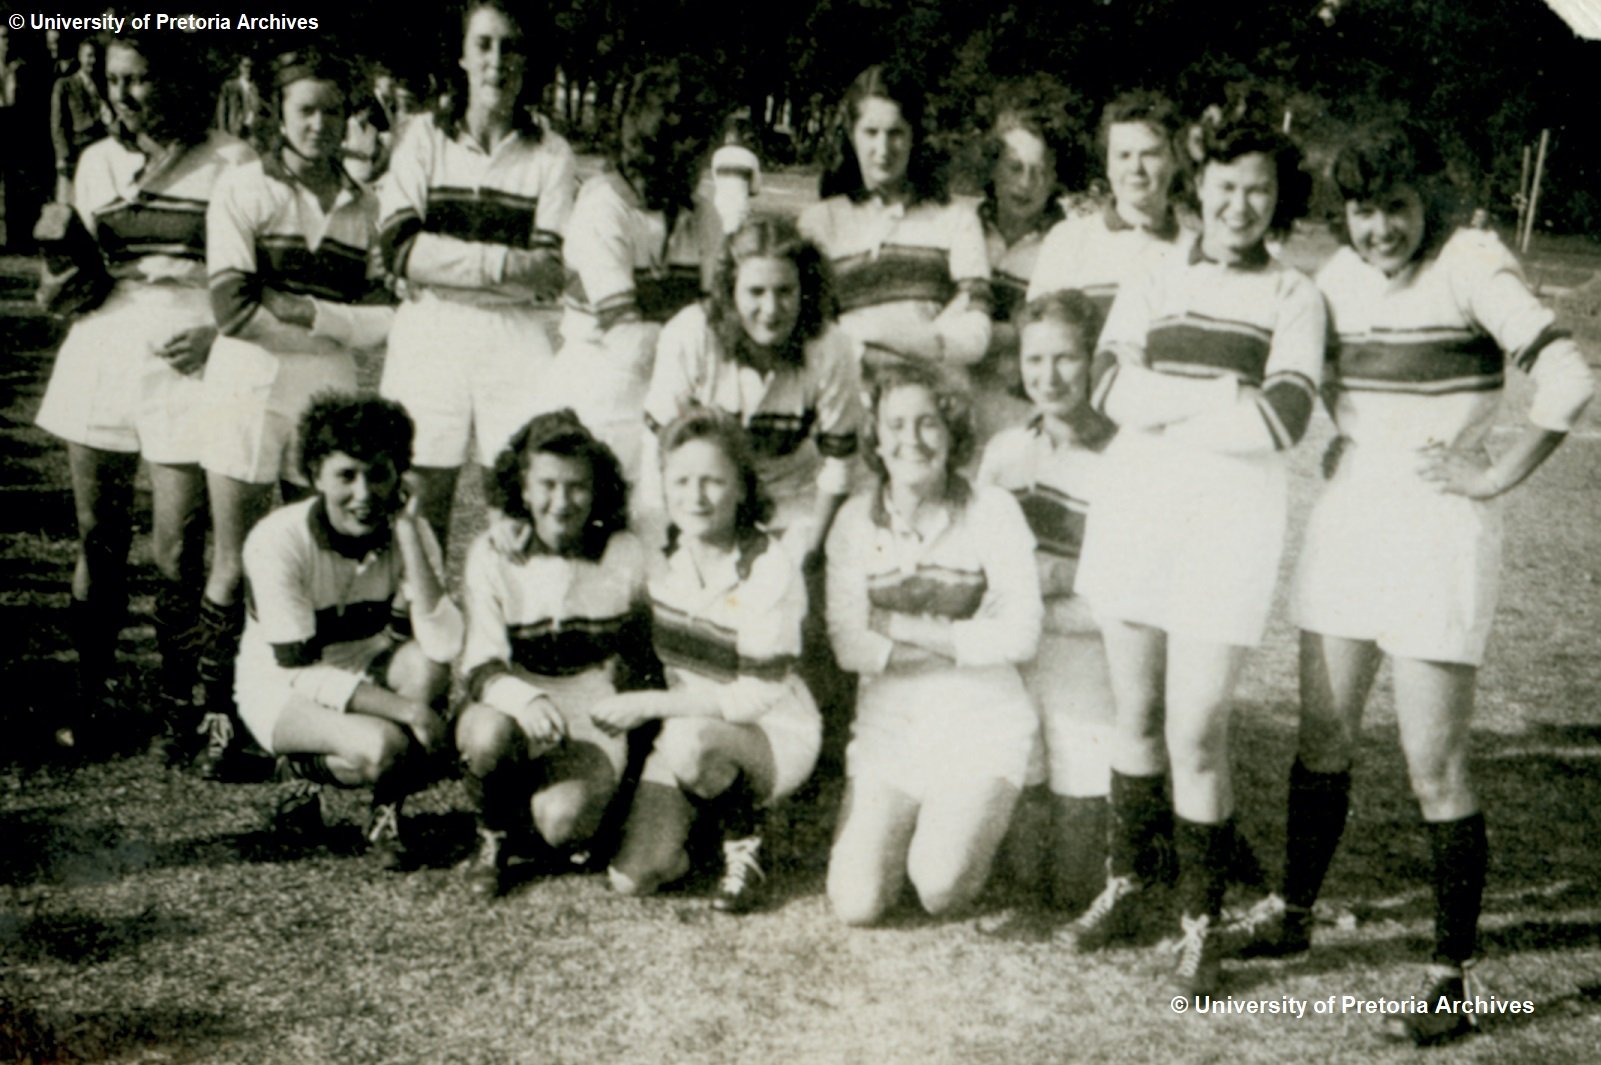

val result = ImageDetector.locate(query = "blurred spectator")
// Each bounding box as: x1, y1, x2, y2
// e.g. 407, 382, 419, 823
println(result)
45, 29, 73, 79
0, 21, 31, 248
51, 37, 110, 203
214, 55, 259, 138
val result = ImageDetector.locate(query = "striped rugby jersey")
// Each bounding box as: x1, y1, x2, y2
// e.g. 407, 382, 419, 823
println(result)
643, 303, 863, 501
980, 196, 1066, 324
648, 532, 806, 709
461, 528, 651, 713
208, 155, 387, 350
977, 418, 1100, 567
1027, 202, 1182, 325
74, 130, 254, 285
1316, 228, 1593, 450
1093, 239, 1325, 454
377, 113, 577, 305
798, 193, 992, 365
239, 497, 463, 711
824, 480, 1041, 676
560, 169, 711, 348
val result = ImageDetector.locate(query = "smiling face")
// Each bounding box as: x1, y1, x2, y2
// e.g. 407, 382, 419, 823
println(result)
1019, 319, 1090, 419
522, 451, 593, 553
281, 78, 347, 165
1198, 151, 1278, 261
875, 382, 951, 492
105, 42, 155, 136
733, 255, 801, 349
993, 126, 1055, 226
851, 95, 913, 193
1345, 184, 1427, 275
663, 437, 742, 546
459, 5, 526, 114
1106, 120, 1176, 217
314, 451, 400, 538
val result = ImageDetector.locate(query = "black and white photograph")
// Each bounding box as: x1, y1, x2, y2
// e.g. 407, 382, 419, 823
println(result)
1, 0, 1599, 1061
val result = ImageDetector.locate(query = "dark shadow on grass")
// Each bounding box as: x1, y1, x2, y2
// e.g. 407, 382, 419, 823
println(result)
0, 998, 237, 1065
0, 906, 200, 965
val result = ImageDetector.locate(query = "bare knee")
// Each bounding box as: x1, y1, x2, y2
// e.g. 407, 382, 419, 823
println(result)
351, 723, 411, 784
532, 787, 598, 849
457, 708, 520, 779
387, 642, 450, 705
656, 721, 736, 798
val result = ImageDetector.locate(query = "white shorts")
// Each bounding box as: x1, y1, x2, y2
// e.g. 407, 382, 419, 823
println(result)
36, 283, 213, 464
642, 676, 822, 803
235, 632, 394, 753
1292, 444, 1503, 666
201, 336, 359, 485
847, 663, 1038, 803
1077, 429, 1287, 646
380, 293, 560, 468
1021, 601, 1115, 796
495, 668, 628, 778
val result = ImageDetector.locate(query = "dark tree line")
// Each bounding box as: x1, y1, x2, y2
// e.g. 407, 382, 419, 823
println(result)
16, 0, 1596, 232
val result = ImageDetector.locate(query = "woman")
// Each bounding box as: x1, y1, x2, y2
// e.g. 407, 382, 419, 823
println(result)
376, 0, 577, 550
825, 362, 1042, 924
641, 215, 862, 560
976, 290, 1114, 917
456, 410, 652, 900
971, 104, 1069, 437
553, 61, 726, 486
797, 64, 991, 384
35, 33, 254, 749
192, 49, 395, 777
238, 394, 460, 870
1070, 116, 1323, 994
594, 411, 821, 915
1026, 91, 1185, 327
1239, 123, 1593, 1044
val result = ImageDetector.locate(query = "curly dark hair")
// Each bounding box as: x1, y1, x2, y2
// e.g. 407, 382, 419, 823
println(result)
657, 408, 773, 548
861, 360, 976, 483
819, 63, 948, 205
1189, 116, 1312, 237
434, 0, 548, 141
485, 409, 629, 561
299, 392, 414, 482
975, 104, 1068, 224
1329, 120, 1464, 263
254, 49, 355, 160
705, 216, 837, 370
105, 35, 216, 147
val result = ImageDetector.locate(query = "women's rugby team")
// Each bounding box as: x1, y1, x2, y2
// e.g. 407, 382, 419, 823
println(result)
33, 0, 1594, 1043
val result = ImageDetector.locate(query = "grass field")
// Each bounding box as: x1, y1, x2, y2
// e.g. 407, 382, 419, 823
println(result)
3, 198, 1601, 1063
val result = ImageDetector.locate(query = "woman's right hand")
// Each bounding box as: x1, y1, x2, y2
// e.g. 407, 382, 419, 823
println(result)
487, 509, 533, 555
262, 287, 316, 328
519, 696, 567, 753
502, 249, 565, 300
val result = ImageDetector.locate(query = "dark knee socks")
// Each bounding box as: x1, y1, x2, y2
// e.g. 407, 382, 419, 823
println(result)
1175, 817, 1231, 920
1282, 759, 1352, 909
706, 773, 763, 840
1109, 772, 1173, 884
69, 595, 122, 699
152, 579, 199, 709
1051, 794, 1108, 908
1427, 813, 1486, 965
194, 598, 245, 716
464, 751, 532, 834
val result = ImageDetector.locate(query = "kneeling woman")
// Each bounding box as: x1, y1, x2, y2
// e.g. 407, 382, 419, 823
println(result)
595, 411, 821, 913
826, 363, 1043, 924
456, 410, 652, 899
237, 395, 462, 870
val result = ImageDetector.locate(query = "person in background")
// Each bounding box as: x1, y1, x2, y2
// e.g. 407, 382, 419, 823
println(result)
50, 36, 109, 204
798, 63, 991, 387
215, 55, 260, 140
708, 111, 762, 238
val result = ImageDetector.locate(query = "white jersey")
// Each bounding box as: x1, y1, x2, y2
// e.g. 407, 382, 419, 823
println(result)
1027, 202, 1182, 328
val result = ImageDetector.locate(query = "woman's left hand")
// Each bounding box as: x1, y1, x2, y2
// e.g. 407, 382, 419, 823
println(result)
591, 696, 651, 737
155, 324, 217, 375
1417, 443, 1498, 499
392, 474, 426, 552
